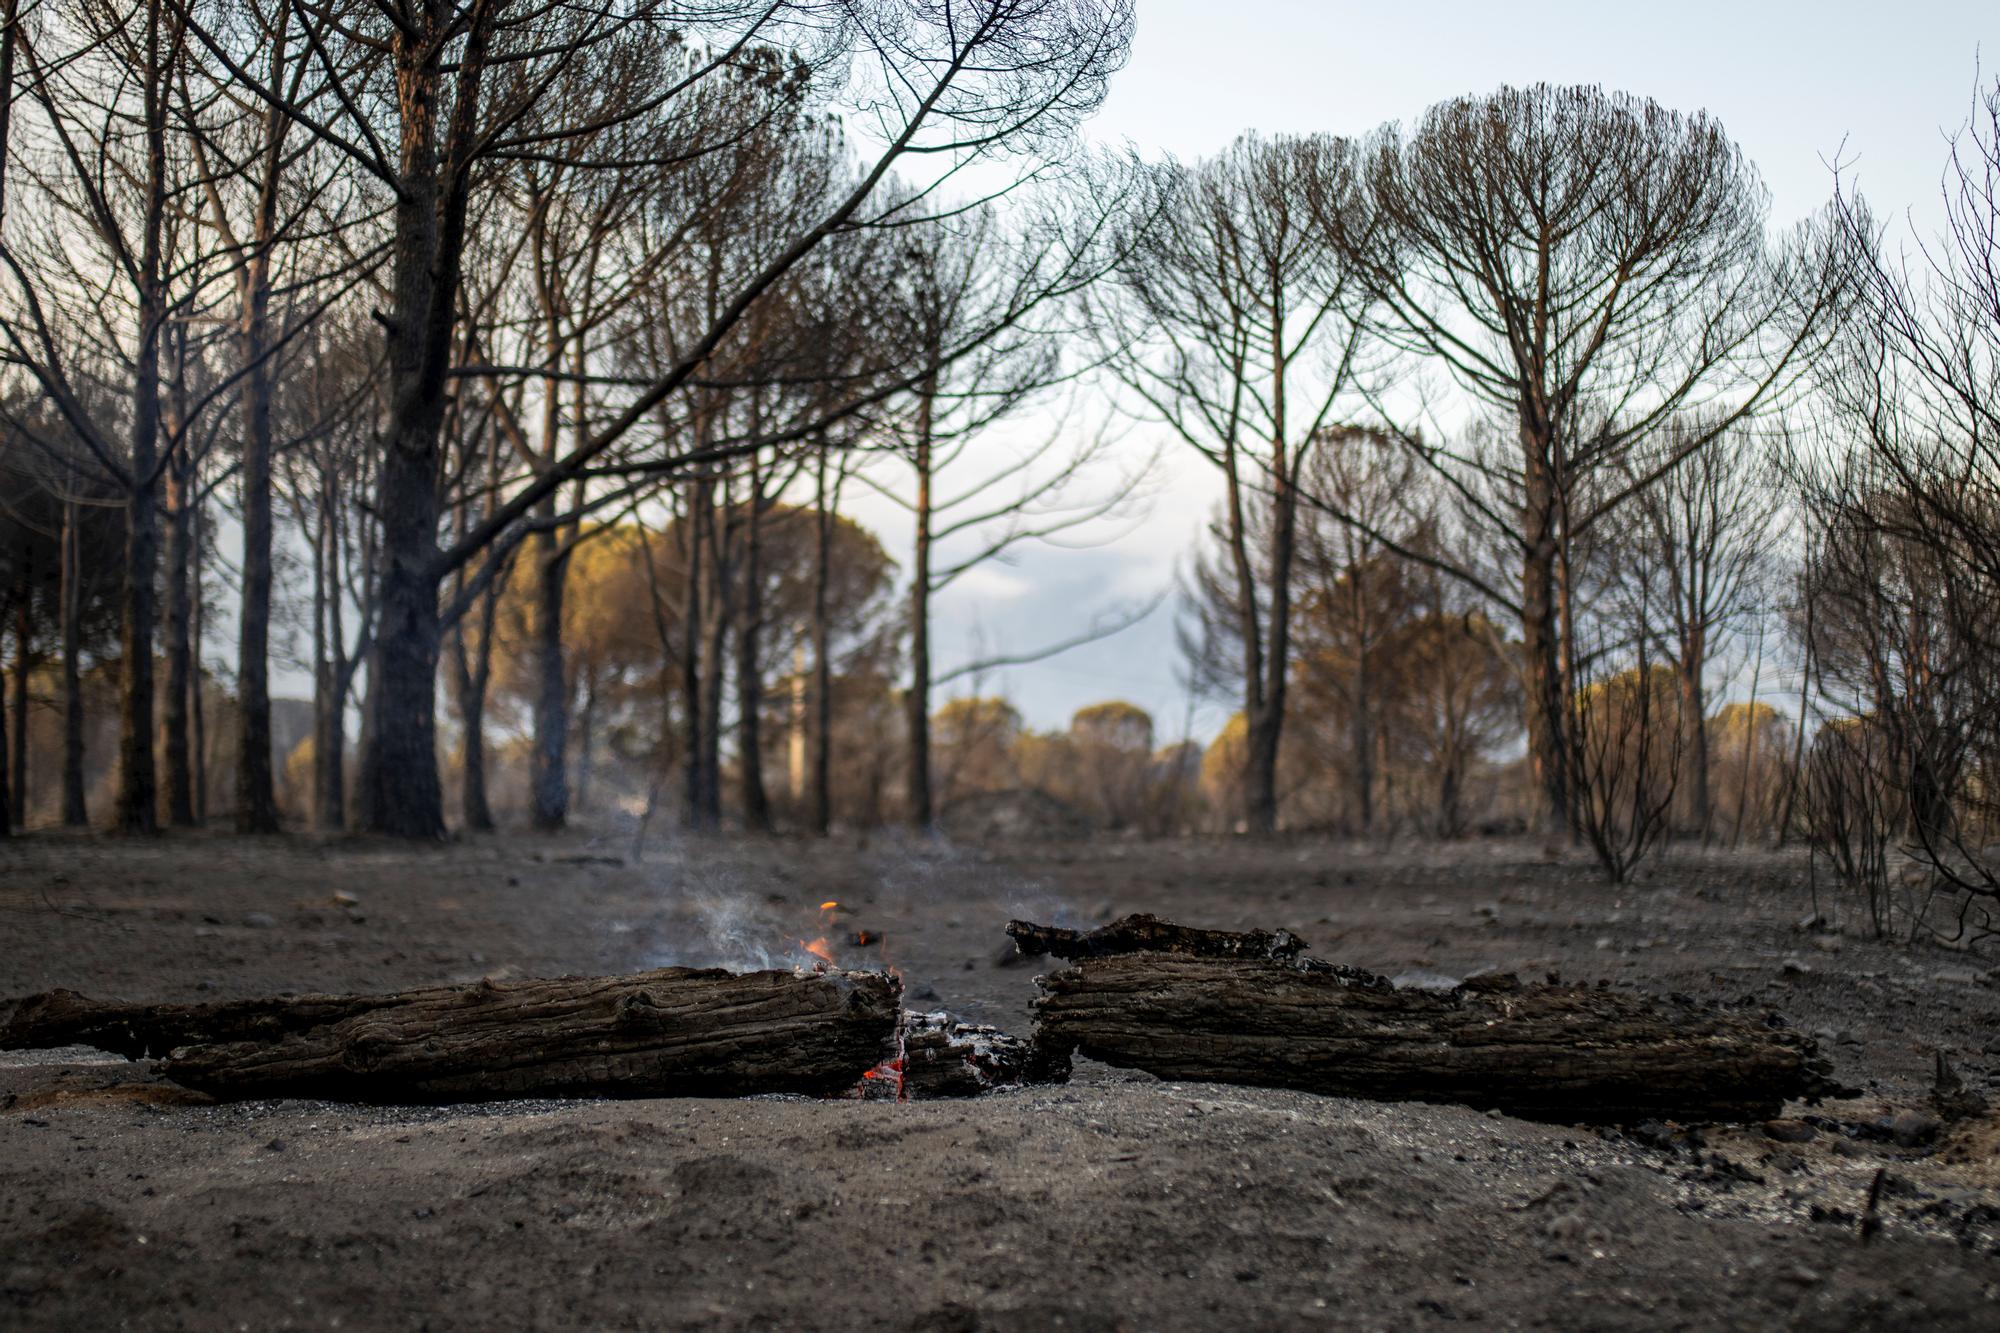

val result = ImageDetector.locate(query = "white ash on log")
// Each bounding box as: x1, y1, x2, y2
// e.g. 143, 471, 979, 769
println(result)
0, 968, 901, 1103
898, 1011, 1036, 1098
1017, 923, 1844, 1124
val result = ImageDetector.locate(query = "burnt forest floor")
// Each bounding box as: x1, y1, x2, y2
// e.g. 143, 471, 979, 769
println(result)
2, 830, 1999, 1330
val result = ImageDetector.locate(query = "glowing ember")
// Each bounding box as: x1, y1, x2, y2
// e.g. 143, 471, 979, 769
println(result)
819, 900, 839, 911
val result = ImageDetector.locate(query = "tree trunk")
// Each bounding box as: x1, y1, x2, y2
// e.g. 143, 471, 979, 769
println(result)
160, 447, 196, 827
697, 552, 727, 830
310, 465, 346, 831
358, 16, 485, 839
1520, 451, 1570, 838
905, 398, 934, 832
116, 365, 162, 834
2, 969, 902, 1104
450, 615, 494, 832
529, 514, 569, 831
59, 498, 86, 826
1678, 643, 1710, 843
737, 482, 770, 833
810, 451, 834, 836
680, 483, 706, 828
360, 436, 444, 838
1026, 948, 1841, 1124
10, 573, 27, 827
0, 609, 9, 838
115, 8, 167, 836
189, 491, 208, 822
233, 262, 279, 832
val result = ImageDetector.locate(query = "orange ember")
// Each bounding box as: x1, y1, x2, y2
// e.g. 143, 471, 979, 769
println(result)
819, 900, 840, 911
801, 937, 836, 965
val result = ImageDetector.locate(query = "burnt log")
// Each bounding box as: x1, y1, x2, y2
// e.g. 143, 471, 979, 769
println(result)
1027, 951, 1841, 1124
898, 1011, 1037, 1098
1, 968, 901, 1103
1007, 913, 1307, 963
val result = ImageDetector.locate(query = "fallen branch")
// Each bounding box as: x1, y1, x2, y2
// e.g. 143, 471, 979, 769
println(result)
1021, 937, 1843, 1124
1, 969, 902, 1103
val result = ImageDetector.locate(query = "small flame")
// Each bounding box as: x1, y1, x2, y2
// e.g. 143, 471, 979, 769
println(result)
819, 900, 839, 911
801, 937, 835, 965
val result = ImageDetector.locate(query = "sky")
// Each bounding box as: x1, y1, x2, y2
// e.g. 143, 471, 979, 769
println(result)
888, 0, 2000, 744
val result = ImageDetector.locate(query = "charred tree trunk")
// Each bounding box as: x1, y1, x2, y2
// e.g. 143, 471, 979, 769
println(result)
310, 465, 346, 831
2, 969, 902, 1104
1678, 638, 1711, 842
59, 498, 86, 827
529, 510, 569, 831
1017, 917, 1841, 1125
0, 614, 9, 837
359, 12, 489, 839
233, 265, 279, 832
679, 482, 707, 828
160, 445, 196, 827
114, 0, 170, 837
736, 477, 770, 833
905, 393, 934, 832
1520, 447, 1571, 839
809, 450, 834, 836
10, 571, 27, 828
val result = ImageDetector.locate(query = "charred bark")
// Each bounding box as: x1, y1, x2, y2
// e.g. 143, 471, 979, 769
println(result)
1007, 913, 1308, 963
3, 969, 903, 1104
160, 446, 196, 827
898, 1011, 1036, 1098
1025, 949, 1841, 1124
59, 498, 86, 826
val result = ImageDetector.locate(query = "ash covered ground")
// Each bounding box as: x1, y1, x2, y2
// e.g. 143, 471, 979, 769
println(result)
3, 833, 1999, 1330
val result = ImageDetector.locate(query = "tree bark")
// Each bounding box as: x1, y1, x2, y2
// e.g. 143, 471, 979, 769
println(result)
233, 246, 279, 832
160, 445, 196, 827
736, 472, 770, 832
358, 11, 490, 838
59, 498, 86, 826
0, 604, 9, 838
1520, 445, 1570, 838
1027, 949, 1842, 1124
905, 389, 935, 832
1678, 638, 1710, 842
114, 0, 169, 836
680, 481, 707, 828
10, 569, 27, 828
1, 969, 902, 1104
810, 450, 834, 836
528, 506, 568, 831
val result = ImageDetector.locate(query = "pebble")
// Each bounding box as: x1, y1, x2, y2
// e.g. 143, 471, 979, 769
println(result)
1762, 1119, 1817, 1143
1884, 1110, 1941, 1148
242, 912, 277, 929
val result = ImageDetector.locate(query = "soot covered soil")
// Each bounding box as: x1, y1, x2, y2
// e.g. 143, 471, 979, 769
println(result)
2, 832, 1998, 1329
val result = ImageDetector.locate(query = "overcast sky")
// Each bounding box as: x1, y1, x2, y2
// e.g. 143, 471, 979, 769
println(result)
880, 0, 1999, 745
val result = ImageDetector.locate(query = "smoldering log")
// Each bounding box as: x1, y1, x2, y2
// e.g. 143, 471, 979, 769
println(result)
0, 968, 902, 1103
1025, 949, 1843, 1124
1006, 913, 1307, 963
898, 1011, 1037, 1098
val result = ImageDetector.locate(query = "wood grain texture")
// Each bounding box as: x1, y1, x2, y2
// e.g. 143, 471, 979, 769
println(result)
3, 969, 902, 1103
1029, 954, 1841, 1123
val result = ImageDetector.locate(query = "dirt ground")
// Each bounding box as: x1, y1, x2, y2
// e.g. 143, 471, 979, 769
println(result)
3, 830, 1999, 1330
